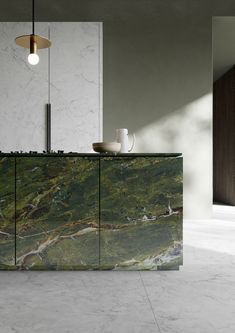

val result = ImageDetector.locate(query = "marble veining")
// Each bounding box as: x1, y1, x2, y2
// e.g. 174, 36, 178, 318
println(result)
0, 155, 182, 271
0, 22, 102, 153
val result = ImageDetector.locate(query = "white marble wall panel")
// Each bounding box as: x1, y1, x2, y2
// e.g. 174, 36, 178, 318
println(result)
0, 22, 102, 152
50, 22, 102, 152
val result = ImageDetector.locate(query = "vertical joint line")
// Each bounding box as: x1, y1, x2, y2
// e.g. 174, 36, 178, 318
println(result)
14, 158, 16, 266
99, 157, 101, 267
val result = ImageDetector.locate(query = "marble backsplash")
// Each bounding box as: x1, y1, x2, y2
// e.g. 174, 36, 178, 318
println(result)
0, 22, 102, 152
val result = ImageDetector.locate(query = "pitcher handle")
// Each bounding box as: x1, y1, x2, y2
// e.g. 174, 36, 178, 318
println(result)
128, 133, 136, 152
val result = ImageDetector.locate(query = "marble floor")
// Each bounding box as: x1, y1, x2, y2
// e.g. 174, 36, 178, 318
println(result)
0, 219, 235, 333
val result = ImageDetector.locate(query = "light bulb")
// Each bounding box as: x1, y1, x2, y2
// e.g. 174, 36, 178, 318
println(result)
28, 53, 39, 65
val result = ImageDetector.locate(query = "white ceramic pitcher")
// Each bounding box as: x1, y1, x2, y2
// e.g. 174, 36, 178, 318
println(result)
116, 128, 135, 153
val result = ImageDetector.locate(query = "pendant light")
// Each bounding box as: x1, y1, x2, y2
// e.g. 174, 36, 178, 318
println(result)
15, 0, 51, 65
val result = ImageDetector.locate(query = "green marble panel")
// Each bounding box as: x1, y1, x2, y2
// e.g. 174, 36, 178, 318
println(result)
0, 157, 15, 268
16, 157, 99, 270
100, 156, 183, 270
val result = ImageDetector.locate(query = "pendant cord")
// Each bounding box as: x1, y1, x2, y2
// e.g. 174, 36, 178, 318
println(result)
32, 0, 35, 35
48, 24, 50, 104
47, 23, 51, 152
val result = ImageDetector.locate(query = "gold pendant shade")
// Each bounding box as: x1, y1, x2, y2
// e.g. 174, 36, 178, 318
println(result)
15, 34, 51, 49
15, 0, 51, 65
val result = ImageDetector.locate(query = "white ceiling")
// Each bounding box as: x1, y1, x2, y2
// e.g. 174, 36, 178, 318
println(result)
213, 16, 235, 81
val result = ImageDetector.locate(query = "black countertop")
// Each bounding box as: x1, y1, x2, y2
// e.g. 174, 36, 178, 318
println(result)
0, 152, 182, 158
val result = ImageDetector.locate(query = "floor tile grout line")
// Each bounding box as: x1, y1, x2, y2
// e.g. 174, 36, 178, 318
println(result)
139, 272, 163, 333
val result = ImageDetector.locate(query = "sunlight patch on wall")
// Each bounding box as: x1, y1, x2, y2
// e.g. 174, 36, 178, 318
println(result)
133, 93, 212, 219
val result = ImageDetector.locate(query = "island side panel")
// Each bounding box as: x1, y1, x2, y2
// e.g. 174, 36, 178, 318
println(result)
0, 157, 15, 269
16, 156, 99, 270
99, 156, 183, 270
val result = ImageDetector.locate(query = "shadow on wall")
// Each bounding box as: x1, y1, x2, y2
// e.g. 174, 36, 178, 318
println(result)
133, 93, 212, 219
104, 19, 211, 138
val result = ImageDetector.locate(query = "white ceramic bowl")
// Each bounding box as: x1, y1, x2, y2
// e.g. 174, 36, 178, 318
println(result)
92, 142, 121, 153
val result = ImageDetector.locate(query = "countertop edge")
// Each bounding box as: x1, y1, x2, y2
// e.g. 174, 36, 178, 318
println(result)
0, 153, 183, 157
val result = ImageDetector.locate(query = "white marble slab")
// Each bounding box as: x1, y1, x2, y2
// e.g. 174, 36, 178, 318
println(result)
0, 22, 102, 152
0, 271, 158, 333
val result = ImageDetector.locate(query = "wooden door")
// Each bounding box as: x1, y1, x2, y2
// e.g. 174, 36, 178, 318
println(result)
213, 66, 235, 205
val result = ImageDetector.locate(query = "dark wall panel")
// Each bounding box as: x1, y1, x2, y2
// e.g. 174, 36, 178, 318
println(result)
213, 66, 235, 205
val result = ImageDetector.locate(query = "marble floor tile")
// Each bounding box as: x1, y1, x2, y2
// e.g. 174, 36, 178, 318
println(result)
0, 271, 159, 333
1, 219, 235, 333
141, 219, 235, 333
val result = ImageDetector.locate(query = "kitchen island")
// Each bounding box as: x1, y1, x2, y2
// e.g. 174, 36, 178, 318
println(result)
0, 153, 183, 270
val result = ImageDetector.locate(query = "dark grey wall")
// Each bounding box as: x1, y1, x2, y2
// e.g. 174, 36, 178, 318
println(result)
213, 17, 235, 81
1, 0, 235, 218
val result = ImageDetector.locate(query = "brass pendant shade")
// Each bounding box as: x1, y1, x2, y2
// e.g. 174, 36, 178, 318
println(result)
15, 34, 51, 49
15, 0, 51, 63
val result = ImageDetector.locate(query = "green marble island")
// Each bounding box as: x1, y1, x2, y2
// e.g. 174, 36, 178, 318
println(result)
0, 157, 15, 269
0, 153, 183, 270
